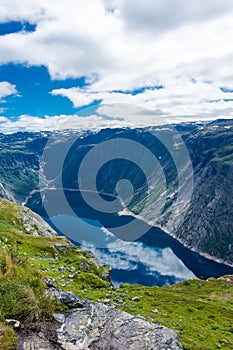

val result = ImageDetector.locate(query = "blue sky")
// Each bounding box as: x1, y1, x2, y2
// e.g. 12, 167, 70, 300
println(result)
0, 0, 233, 132
0, 63, 87, 118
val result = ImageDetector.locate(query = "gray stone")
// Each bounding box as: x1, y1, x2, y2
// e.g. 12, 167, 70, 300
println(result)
47, 288, 84, 308
132, 296, 140, 301
102, 298, 111, 304
53, 313, 65, 323
99, 271, 111, 282
152, 309, 159, 314
54, 243, 67, 254
18, 291, 182, 350
44, 278, 56, 288
79, 261, 89, 271
58, 265, 65, 272
17, 334, 55, 350
57, 301, 182, 349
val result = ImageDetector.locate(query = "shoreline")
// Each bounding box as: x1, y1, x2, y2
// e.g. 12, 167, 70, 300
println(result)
118, 208, 233, 269
23, 188, 233, 270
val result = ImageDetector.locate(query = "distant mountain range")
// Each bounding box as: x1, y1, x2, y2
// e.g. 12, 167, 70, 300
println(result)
0, 119, 232, 265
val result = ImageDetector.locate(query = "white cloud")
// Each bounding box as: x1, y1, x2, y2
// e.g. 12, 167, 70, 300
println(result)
0, 81, 17, 102
115, 0, 233, 34
0, 0, 233, 87
51, 88, 102, 108
51, 79, 233, 124
0, 113, 132, 134
0, 1, 233, 129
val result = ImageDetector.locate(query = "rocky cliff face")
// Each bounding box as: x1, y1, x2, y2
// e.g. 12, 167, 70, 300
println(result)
0, 120, 232, 264
176, 120, 233, 264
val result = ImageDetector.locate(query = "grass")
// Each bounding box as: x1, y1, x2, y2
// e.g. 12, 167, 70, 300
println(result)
0, 198, 232, 350
0, 322, 17, 350
0, 247, 57, 323
116, 281, 233, 350
0, 199, 112, 300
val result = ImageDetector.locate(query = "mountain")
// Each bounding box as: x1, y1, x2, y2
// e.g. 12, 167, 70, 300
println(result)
0, 120, 232, 264
0, 198, 232, 349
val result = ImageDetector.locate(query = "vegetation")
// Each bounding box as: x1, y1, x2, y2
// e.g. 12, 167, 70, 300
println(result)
0, 322, 17, 350
0, 247, 56, 323
118, 280, 233, 350
0, 199, 232, 350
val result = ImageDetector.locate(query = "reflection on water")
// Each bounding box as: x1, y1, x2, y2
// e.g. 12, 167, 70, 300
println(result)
45, 213, 233, 287
49, 215, 196, 286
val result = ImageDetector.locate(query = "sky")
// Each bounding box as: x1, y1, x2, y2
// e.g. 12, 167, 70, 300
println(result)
0, 0, 233, 132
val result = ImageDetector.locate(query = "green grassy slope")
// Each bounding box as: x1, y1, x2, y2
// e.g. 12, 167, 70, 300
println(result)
0, 199, 232, 350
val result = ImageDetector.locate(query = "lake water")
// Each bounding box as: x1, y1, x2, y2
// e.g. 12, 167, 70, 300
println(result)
45, 213, 233, 287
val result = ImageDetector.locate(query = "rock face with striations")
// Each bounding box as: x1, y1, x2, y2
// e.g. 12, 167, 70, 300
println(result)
18, 295, 182, 350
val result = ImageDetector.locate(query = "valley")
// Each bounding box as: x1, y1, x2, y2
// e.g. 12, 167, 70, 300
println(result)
0, 120, 232, 267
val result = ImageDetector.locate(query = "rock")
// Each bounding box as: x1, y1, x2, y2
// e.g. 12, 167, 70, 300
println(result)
17, 334, 55, 350
115, 297, 124, 303
54, 243, 67, 254
152, 309, 159, 314
102, 298, 111, 304
53, 313, 65, 323
79, 261, 89, 271
89, 257, 103, 268
46, 288, 84, 308
44, 278, 56, 288
1, 236, 8, 243
56, 301, 182, 349
18, 290, 182, 350
58, 265, 65, 272
5, 319, 20, 328
99, 271, 111, 282
132, 296, 140, 301
19, 208, 57, 237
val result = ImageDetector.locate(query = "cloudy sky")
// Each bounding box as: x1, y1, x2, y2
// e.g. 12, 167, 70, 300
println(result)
0, 0, 233, 132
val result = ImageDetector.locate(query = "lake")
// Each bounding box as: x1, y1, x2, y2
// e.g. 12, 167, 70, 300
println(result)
45, 212, 233, 287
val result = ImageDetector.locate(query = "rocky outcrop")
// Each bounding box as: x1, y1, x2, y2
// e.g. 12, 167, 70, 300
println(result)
18, 292, 182, 350
0, 182, 15, 202
46, 288, 85, 309
19, 206, 57, 237
0, 198, 57, 237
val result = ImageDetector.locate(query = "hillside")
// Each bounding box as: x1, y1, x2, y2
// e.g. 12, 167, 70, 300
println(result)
0, 199, 232, 349
0, 120, 232, 264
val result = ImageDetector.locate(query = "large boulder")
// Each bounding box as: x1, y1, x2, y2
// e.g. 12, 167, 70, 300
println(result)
18, 296, 182, 349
